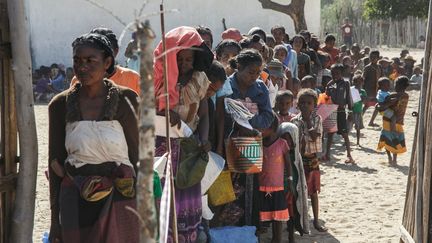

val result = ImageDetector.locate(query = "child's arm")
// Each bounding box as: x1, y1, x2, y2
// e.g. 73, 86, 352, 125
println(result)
284, 149, 295, 194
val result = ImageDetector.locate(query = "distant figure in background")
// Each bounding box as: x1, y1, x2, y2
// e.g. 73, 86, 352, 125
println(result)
50, 63, 65, 93
417, 35, 426, 49
196, 25, 214, 49
410, 66, 423, 87
34, 66, 55, 102
124, 32, 140, 73
341, 18, 353, 48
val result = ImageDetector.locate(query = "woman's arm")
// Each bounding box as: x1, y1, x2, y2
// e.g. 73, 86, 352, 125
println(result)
216, 97, 225, 155
118, 90, 139, 170
249, 84, 274, 129
198, 98, 210, 150
48, 96, 67, 242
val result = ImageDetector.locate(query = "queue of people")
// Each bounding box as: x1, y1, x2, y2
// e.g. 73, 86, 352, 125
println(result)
46, 23, 419, 243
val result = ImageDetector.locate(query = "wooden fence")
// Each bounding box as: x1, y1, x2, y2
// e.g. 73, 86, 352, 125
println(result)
0, 0, 18, 242
324, 16, 428, 48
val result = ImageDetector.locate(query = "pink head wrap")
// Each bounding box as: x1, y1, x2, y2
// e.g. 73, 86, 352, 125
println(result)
221, 28, 242, 42
153, 26, 204, 111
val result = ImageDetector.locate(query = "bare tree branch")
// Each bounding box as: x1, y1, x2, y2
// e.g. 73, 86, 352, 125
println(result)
83, 0, 128, 26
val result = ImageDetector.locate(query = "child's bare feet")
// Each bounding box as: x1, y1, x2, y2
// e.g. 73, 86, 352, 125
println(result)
368, 123, 379, 127
344, 156, 355, 164
313, 220, 328, 232
321, 154, 330, 162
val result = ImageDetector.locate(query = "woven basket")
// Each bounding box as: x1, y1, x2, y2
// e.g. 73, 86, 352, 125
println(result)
225, 136, 263, 174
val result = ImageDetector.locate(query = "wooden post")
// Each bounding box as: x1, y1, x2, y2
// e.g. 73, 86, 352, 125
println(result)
7, 0, 38, 242
0, 1, 18, 242
135, 20, 158, 243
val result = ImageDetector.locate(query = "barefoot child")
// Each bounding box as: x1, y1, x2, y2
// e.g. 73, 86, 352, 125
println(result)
377, 76, 410, 164
291, 89, 327, 232
278, 122, 310, 241
275, 91, 295, 123
351, 74, 367, 145
259, 113, 293, 243
323, 64, 354, 164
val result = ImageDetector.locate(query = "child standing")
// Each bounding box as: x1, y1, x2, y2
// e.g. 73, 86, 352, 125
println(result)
362, 50, 382, 117
278, 122, 310, 241
291, 89, 327, 232
377, 76, 410, 164
324, 64, 354, 164
275, 91, 295, 123
259, 113, 293, 243
351, 75, 367, 145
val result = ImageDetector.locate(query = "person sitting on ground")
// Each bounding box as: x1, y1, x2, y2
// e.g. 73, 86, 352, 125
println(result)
34, 66, 55, 102
71, 27, 141, 95
50, 63, 66, 93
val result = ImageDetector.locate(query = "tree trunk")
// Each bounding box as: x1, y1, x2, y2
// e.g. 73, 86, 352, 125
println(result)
258, 0, 307, 33
7, 0, 38, 242
135, 20, 158, 243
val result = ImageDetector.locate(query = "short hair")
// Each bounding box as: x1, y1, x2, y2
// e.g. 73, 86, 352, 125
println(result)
395, 76, 409, 89
215, 39, 241, 58
90, 27, 119, 51
240, 34, 263, 49
231, 48, 263, 70
297, 88, 318, 104
271, 25, 285, 34
291, 35, 307, 50
196, 26, 213, 45
377, 77, 390, 89
205, 60, 226, 83
352, 74, 363, 84
273, 44, 288, 55
413, 66, 422, 72
276, 90, 294, 103
325, 34, 336, 43
330, 63, 344, 72
370, 50, 380, 58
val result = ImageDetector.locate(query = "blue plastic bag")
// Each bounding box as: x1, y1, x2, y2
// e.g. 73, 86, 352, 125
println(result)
42, 232, 50, 243
209, 226, 257, 243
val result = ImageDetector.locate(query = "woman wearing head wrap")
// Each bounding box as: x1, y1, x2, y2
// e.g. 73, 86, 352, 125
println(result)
48, 33, 139, 243
153, 26, 213, 243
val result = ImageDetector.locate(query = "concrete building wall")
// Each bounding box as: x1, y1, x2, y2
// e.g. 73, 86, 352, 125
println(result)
26, 0, 320, 68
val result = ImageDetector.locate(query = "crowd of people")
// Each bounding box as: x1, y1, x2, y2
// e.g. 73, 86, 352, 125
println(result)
46, 22, 421, 243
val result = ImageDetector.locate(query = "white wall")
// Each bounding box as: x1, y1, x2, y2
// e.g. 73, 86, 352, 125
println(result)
27, 0, 320, 68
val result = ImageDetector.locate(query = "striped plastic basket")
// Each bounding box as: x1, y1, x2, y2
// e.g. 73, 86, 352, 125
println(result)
225, 136, 263, 174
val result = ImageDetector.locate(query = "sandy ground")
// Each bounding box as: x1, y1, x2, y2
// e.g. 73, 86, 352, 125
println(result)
32, 48, 424, 242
